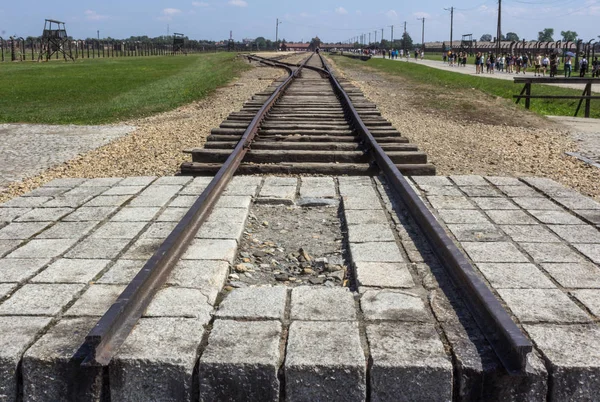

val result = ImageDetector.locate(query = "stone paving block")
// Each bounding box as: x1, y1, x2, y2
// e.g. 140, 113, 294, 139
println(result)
484, 176, 523, 186
548, 225, 600, 243
501, 224, 561, 243
43, 178, 87, 187
347, 223, 395, 243
571, 290, 600, 317
541, 262, 600, 288
110, 317, 205, 402
259, 177, 297, 202
575, 209, 600, 225
485, 210, 537, 225
436, 209, 490, 224
361, 289, 430, 322
450, 175, 487, 186
344, 209, 388, 225
103, 185, 145, 196
520, 242, 583, 263
22, 317, 101, 402
167, 260, 228, 304
290, 286, 356, 321
7, 238, 77, 259
32, 258, 110, 283
83, 195, 132, 207
65, 284, 126, 316
121, 238, 163, 260
355, 261, 415, 289
168, 195, 196, 208
36, 221, 98, 239
412, 176, 453, 187
214, 195, 252, 209
427, 196, 474, 210
461, 242, 529, 263
199, 320, 282, 402
118, 176, 156, 186
205, 207, 248, 224
0, 283, 84, 315
476, 263, 556, 289
217, 287, 287, 320
2, 196, 52, 208
21, 187, 68, 198
15, 207, 73, 222
153, 176, 193, 186
299, 177, 336, 198
341, 190, 382, 210
0, 316, 52, 401
286, 321, 365, 402
350, 242, 404, 263
127, 185, 181, 207
460, 185, 501, 197
179, 185, 208, 196
554, 196, 600, 211
196, 220, 244, 242
0, 207, 32, 223
528, 210, 585, 225
62, 206, 118, 222
91, 221, 147, 239
0, 222, 50, 240
145, 287, 213, 320
157, 207, 187, 222
182, 239, 237, 262
110, 206, 162, 222
471, 197, 519, 210
573, 243, 600, 264
0, 283, 17, 299
0, 258, 50, 283
43, 195, 94, 208
447, 223, 505, 242
512, 196, 562, 211
61, 186, 109, 198
139, 221, 177, 239
497, 288, 590, 324
0, 240, 20, 257
367, 322, 452, 402
65, 238, 130, 259
81, 177, 123, 187
498, 185, 543, 198
97, 260, 144, 285
222, 177, 260, 196
417, 185, 463, 196
524, 324, 600, 401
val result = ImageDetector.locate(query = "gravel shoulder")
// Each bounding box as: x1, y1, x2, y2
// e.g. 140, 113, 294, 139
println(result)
327, 56, 600, 200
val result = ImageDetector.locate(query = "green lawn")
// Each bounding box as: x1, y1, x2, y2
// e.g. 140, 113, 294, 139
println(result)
0, 53, 250, 124
333, 56, 599, 118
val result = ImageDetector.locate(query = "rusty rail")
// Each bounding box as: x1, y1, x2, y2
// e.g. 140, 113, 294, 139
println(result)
320, 54, 532, 374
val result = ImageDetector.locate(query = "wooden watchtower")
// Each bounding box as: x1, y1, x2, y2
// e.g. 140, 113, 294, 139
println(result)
173, 33, 186, 54
38, 19, 74, 61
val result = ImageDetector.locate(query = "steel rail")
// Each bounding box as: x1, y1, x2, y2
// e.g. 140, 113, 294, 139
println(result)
249, 54, 330, 77
79, 54, 312, 367
319, 54, 533, 374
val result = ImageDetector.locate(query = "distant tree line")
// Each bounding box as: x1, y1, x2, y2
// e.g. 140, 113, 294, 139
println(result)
479, 29, 582, 43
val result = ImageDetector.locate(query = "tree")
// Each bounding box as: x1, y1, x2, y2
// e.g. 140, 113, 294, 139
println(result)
401, 32, 413, 50
255, 36, 266, 49
560, 30, 578, 41
309, 36, 321, 50
480, 34, 492, 42
538, 28, 554, 42
505, 32, 520, 42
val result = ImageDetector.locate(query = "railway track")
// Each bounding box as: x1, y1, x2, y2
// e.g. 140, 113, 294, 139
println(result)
76, 52, 533, 398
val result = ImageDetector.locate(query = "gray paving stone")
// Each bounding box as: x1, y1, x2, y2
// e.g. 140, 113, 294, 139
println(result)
81, 177, 123, 187
121, 238, 163, 260
0, 207, 32, 223
512, 196, 562, 211
127, 185, 181, 207
31, 258, 110, 283
44, 178, 87, 187
222, 177, 260, 196
179, 185, 208, 196
36, 221, 98, 239
0, 240, 20, 257
450, 175, 488, 186
62, 206, 118, 222
417, 184, 463, 196
65, 238, 130, 259
7, 238, 77, 259
542, 262, 600, 288
0, 316, 52, 402
427, 195, 474, 210
286, 321, 365, 402
103, 185, 145, 196
355, 262, 415, 289
498, 185, 543, 198
21, 187, 68, 198
367, 322, 452, 402
22, 317, 101, 402
520, 242, 583, 263
341, 189, 382, 210
0, 258, 50, 283
182, 239, 237, 262
573, 243, 600, 264
214, 195, 252, 209
65, 284, 126, 316
436, 209, 490, 224
153, 176, 193, 186
571, 290, 600, 317
344, 209, 388, 225
485, 210, 537, 225
471, 197, 519, 210
83, 194, 132, 207
524, 324, 600, 401
91, 221, 147, 239
2, 197, 52, 208
15, 207, 73, 222
145, 287, 213, 320
42, 194, 94, 208
97, 260, 143, 285
0, 222, 50, 240
476, 263, 556, 289
166, 260, 229, 304
361, 289, 430, 322
461, 242, 529, 263
484, 176, 523, 186
263, 176, 297, 187
299, 177, 336, 198
205, 207, 248, 225
501, 225, 561, 243
217, 287, 287, 320
110, 317, 205, 401
258, 179, 296, 203
347, 223, 395, 243
0, 283, 16, 299
350, 242, 404, 263
575, 209, 600, 225
554, 196, 600, 210
199, 320, 282, 402
447, 223, 505, 242
548, 225, 600, 243
291, 286, 356, 321
139, 221, 177, 239
118, 176, 156, 186
460, 185, 501, 197
497, 288, 591, 324
0, 283, 84, 315
110, 206, 161, 222
157, 207, 187, 222
412, 176, 453, 187
528, 210, 585, 225
168, 195, 196, 208
196, 220, 245, 241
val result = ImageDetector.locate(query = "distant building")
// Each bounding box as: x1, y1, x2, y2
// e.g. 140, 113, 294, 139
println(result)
281, 43, 310, 51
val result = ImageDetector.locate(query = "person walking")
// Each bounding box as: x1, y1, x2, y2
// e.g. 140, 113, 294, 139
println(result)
542, 54, 549, 76
580, 56, 588, 77
522, 53, 529, 74
535, 53, 542, 76
593, 57, 600, 77
564, 55, 572, 77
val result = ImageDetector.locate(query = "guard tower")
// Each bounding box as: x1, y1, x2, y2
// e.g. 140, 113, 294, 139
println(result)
38, 19, 74, 61
460, 34, 474, 55
228, 31, 234, 51
173, 33, 186, 54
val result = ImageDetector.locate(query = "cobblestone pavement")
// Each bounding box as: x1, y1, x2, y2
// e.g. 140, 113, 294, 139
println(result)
0, 124, 135, 193
548, 116, 600, 166
0, 175, 599, 400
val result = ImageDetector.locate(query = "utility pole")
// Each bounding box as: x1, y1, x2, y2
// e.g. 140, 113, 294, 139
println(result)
167, 24, 169, 37
444, 7, 454, 51
97, 30, 100, 40
389, 25, 394, 48
369, 32, 371, 45
403, 21, 407, 52
418, 17, 425, 49
375, 30, 377, 44
496, 0, 502, 56
381, 28, 384, 45
275, 18, 282, 49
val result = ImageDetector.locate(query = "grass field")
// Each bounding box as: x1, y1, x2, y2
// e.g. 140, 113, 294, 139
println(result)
0, 53, 251, 124
334, 56, 599, 119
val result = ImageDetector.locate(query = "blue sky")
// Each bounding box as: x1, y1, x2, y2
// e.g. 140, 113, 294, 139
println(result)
0, 0, 598, 43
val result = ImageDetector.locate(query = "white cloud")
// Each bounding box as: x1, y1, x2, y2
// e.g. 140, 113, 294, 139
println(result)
163, 8, 182, 15
386, 9, 398, 19
228, 0, 248, 7
413, 11, 430, 19
299, 12, 311, 17
192, 1, 209, 6
84, 10, 110, 21
335, 7, 348, 15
